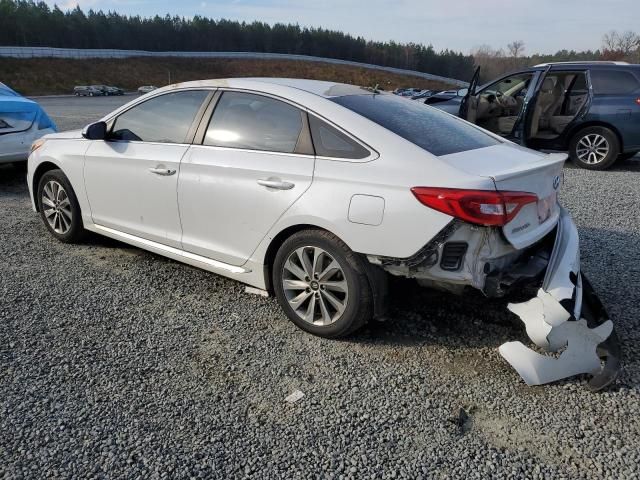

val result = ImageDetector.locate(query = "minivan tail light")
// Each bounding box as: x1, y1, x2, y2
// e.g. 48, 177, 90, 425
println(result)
411, 187, 538, 227
636, 98, 640, 106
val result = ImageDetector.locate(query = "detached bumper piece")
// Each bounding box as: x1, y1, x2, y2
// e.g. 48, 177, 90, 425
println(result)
499, 208, 622, 391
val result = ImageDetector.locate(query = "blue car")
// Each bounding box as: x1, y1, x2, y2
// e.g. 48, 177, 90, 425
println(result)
425, 62, 640, 170
0, 82, 57, 164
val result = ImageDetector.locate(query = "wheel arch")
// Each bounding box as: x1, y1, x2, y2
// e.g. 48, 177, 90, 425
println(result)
32, 161, 63, 212
262, 223, 333, 294
566, 121, 624, 152
261, 223, 389, 319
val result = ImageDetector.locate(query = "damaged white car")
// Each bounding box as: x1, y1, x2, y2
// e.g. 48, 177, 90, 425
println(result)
26, 78, 621, 390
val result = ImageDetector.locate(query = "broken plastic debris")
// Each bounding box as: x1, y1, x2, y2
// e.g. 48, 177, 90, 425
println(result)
499, 209, 621, 390
284, 389, 304, 403
499, 318, 613, 386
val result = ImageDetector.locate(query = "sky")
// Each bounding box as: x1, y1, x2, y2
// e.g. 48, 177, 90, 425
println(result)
45, 0, 640, 55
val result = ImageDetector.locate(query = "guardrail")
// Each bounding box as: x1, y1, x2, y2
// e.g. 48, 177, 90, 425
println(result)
0, 46, 469, 87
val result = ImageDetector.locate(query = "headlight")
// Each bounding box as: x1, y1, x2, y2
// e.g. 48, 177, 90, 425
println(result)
30, 138, 46, 154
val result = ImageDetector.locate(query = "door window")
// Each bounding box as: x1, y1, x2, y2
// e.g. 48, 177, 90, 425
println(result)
110, 90, 209, 143
204, 91, 304, 153
308, 115, 369, 159
482, 73, 533, 98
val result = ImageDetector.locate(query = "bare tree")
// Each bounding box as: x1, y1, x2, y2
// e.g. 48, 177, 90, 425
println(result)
507, 40, 525, 58
602, 30, 640, 60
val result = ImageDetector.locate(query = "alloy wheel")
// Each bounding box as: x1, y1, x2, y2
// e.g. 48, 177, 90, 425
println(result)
42, 180, 73, 235
576, 134, 610, 165
281, 246, 349, 326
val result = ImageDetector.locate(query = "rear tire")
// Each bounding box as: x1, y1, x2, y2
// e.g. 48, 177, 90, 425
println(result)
569, 126, 619, 170
272, 230, 373, 338
37, 169, 86, 244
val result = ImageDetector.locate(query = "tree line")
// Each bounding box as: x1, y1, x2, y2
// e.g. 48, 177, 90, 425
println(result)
0, 0, 475, 80
1, 1, 637, 83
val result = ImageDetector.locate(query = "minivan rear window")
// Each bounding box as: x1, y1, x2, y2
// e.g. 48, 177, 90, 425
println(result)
331, 94, 500, 156
590, 70, 640, 95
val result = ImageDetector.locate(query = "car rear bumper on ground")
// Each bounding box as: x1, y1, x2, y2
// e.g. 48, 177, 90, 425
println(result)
499, 207, 621, 390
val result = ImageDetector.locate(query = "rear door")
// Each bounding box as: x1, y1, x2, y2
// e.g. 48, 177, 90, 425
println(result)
178, 90, 315, 266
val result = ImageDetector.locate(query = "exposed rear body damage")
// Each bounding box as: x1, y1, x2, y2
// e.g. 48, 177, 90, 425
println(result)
369, 208, 621, 390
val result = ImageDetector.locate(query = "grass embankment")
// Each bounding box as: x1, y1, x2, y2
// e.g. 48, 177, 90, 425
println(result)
0, 57, 453, 96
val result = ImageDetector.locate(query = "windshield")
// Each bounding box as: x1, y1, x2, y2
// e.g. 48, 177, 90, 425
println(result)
331, 94, 500, 156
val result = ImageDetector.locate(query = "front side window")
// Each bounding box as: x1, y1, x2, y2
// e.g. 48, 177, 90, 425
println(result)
204, 91, 303, 153
332, 94, 500, 156
308, 115, 369, 159
110, 90, 209, 143
590, 70, 640, 95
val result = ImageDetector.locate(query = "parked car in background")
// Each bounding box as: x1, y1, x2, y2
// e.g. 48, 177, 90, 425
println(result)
393, 88, 422, 97
73, 86, 104, 97
138, 85, 158, 94
426, 61, 640, 170
27, 78, 619, 389
410, 90, 433, 100
91, 85, 124, 96
106, 86, 125, 96
0, 82, 56, 164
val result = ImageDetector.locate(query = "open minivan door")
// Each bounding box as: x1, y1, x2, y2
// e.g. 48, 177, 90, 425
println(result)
512, 65, 552, 145
458, 66, 480, 120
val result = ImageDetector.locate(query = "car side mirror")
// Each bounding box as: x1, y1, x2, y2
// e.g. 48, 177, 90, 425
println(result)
82, 121, 107, 140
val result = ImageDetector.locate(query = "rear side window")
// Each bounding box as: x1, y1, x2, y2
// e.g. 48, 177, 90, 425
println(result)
331, 94, 500, 156
111, 90, 209, 143
204, 91, 303, 153
590, 70, 640, 94
308, 115, 369, 159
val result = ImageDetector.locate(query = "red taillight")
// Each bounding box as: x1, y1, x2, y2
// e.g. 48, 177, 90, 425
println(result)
636, 98, 640, 106
411, 187, 538, 227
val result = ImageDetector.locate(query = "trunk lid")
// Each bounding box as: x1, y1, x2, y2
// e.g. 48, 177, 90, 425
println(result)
442, 143, 566, 249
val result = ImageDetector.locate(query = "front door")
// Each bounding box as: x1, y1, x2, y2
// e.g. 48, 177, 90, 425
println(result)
83, 90, 211, 247
178, 90, 315, 266
459, 66, 481, 121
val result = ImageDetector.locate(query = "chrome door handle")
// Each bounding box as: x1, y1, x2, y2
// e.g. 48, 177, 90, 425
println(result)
257, 178, 295, 190
149, 167, 176, 176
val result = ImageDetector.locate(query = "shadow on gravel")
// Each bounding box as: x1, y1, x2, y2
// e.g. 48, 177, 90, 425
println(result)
564, 157, 640, 172
0, 162, 28, 193
349, 277, 526, 351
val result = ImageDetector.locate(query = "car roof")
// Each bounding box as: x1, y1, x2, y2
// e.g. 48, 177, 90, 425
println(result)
526, 61, 640, 71
155, 78, 372, 99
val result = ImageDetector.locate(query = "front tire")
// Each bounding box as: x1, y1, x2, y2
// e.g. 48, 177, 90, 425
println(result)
272, 230, 373, 338
37, 169, 86, 243
569, 126, 619, 170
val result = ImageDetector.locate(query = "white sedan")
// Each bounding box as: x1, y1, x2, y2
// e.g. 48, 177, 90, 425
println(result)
26, 78, 620, 389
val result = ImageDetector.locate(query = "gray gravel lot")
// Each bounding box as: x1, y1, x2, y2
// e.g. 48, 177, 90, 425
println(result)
1, 96, 640, 479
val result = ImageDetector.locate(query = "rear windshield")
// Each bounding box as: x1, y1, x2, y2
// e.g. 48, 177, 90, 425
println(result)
331, 94, 500, 156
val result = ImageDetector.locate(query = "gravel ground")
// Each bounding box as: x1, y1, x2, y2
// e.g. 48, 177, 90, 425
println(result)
1, 97, 640, 479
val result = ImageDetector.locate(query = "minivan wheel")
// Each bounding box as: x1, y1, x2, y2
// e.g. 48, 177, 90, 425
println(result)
37, 169, 86, 243
569, 126, 619, 170
272, 230, 373, 338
